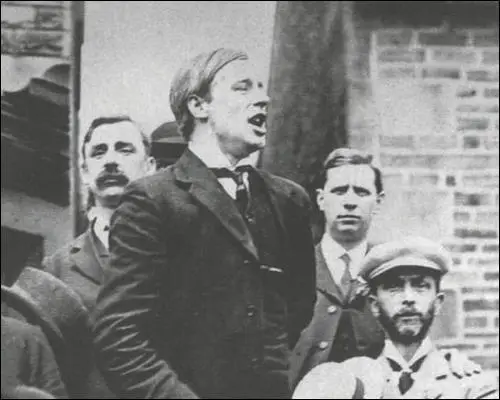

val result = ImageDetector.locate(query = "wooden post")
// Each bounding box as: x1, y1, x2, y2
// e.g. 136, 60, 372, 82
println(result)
70, 1, 85, 237
261, 1, 348, 194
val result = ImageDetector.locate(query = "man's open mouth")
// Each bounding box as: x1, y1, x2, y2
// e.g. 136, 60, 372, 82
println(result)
97, 174, 129, 188
248, 113, 267, 131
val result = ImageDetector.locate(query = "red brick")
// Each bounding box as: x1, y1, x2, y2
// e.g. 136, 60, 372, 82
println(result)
461, 287, 498, 294
471, 257, 500, 267
462, 173, 499, 188
484, 87, 499, 98
454, 192, 492, 206
423, 67, 461, 80
380, 135, 414, 149
409, 173, 439, 186
380, 154, 498, 170
485, 271, 499, 281
378, 48, 425, 63
418, 135, 457, 150
419, 32, 467, 46
432, 49, 477, 64
484, 137, 499, 151
470, 356, 499, 370
476, 211, 500, 225
464, 299, 499, 311
457, 104, 481, 113
483, 243, 499, 253
467, 70, 499, 82
466, 333, 498, 339
453, 211, 471, 223
376, 30, 413, 47
483, 104, 500, 113
457, 86, 477, 98
446, 175, 457, 187
484, 343, 499, 350
482, 50, 499, 65
455, 228, 497, 239
438, 343, 478, 352
465, 316, 488, 329
463, 136, 482, 149
378, 66, 416, 79
496, 317, 499, 328
473, 31, 499, 47
457, 117, 489, 131
452, 257, 462, 266
446, 243, 477, 253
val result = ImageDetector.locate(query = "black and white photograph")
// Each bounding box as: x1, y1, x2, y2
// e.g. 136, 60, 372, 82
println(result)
1, 1, 499, 398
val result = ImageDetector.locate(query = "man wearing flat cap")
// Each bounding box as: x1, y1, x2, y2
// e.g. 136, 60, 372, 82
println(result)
290, 148, 480, 389
361, 237, 498, 399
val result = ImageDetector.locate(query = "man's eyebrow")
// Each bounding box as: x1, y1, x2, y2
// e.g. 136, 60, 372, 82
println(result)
231, 78, 253, 88
90, 143, 107, 153
115, 141, 136, 149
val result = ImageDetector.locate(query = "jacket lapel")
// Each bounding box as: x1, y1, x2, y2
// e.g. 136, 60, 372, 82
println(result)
174, 149, 259, 261
69, 230, 106, 285
347, 242, 375, 303
315, 245, 344, 304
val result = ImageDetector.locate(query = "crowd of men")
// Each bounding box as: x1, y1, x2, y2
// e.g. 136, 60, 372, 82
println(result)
1, 48, 498, 399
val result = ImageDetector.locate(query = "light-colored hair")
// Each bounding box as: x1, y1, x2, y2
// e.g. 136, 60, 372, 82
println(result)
169, 48, 248, 141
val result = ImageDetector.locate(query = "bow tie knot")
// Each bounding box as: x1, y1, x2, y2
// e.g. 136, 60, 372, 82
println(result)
388, 356, 427, 395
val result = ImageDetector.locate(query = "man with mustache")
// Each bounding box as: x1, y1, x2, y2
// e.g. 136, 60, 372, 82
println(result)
41, 116, 156, 398
43, 115, 156, 311
93, 48, 316, 399
290, 148, 480, 388
361, 237, 498, 399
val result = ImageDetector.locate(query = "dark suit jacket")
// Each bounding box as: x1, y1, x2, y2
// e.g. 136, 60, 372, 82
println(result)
289, 244, 385, 389
1, 316, 67, 399
42, 233, 114, 398
93, 149, 316, 399
43, 229, 107, 313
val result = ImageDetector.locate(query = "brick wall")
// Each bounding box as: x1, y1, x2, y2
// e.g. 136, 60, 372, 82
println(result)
346, 3, 499, 371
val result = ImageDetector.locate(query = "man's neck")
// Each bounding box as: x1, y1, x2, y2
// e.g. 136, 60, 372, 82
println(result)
190, 127, 245, 167
394, 341, 422, 363
91, 204, 114, 225
328, 231, 365, 252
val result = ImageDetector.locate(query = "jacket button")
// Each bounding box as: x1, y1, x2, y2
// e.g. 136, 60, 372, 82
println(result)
243, 259, 251, 265
318, 341, 329, 350
327, 305, 337, 314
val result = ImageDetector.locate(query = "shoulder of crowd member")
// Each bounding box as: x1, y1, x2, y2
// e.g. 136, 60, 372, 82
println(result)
463, 369, 499, 399
258, 170, 312, 206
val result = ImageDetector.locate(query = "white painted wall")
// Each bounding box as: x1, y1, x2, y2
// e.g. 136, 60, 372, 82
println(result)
1, 188, 72, 257
80, 1, 277, 135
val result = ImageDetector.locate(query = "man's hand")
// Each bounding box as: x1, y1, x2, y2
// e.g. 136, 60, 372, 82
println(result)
443, 348, 482, 378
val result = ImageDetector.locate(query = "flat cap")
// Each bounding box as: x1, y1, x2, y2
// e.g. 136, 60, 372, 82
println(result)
359, 236, 451, 282
292, 357, 385, 399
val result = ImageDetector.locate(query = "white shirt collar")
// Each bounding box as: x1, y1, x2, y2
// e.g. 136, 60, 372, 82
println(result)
88, 207, 110, 250
320, 234, 368, 281
383, 337, 434, 371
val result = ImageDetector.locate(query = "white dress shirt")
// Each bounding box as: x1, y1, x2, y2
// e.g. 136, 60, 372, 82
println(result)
189, 141, 255, 200
320, 234, 368, 286
88, 207, 110, 250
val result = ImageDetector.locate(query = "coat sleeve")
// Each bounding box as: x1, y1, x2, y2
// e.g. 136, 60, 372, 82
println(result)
92, 181, 199, 399
286, 184, 317, 348
27, 324, 68, 399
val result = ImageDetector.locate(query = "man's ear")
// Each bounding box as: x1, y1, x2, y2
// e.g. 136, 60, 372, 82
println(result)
187, 95, 208, 119
145, 156, 157, 174
316, 189, 325, 211
373, 191, 385, 215
433, 291, 445, 316
368, 293, 380, 318
80, 162, 90, 186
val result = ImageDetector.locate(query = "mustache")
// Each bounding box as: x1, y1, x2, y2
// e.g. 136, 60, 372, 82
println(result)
395, 310, 423, 319
96, 172, 129, 188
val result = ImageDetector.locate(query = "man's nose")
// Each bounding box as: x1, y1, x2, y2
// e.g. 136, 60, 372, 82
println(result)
402, 285, 417, 304
343, 189, 358, 211
253, 90, 269, 109
104, 161, 119, 172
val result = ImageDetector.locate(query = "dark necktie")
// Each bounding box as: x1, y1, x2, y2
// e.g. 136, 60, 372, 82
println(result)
211, 166, 253, 214
339, 253, 352, 298
387, 355, 427, 394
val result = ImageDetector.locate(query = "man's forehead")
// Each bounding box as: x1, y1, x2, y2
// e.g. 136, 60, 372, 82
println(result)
213, 59, 266, 87
325, 164, 376, 186
88, 121, 143, 145
381, 270, 434, 281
